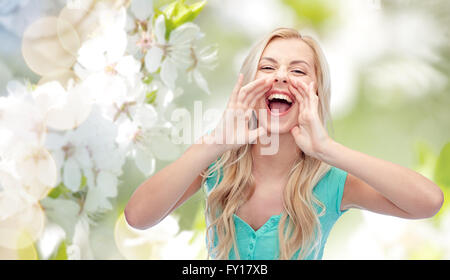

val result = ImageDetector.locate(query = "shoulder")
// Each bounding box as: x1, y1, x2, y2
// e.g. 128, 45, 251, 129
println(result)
327, 166, 348, 185
314, 166, 347, 190
314, 166, 349, 216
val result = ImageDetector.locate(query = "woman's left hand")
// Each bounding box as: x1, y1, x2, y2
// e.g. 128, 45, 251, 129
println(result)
288, 79, 331, 159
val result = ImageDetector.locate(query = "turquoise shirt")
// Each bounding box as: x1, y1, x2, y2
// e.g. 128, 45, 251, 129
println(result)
204, 163, 349, 260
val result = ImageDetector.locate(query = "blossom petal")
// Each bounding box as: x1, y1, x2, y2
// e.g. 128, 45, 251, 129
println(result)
63, 157, 81, 192
104, 31, 128, 65
131, 0, 154, 21
46, 82, 93, 131
116, 55, 141, 83
160, 59, 178, 89
36, 148, 57, 190
170, 47, 193, 70
193, 69, 211, 95
40, 197, 80, 240
97, 171, 118, 197
77, 38, 107, 72
84, 171, 117, 213
136, 104, 158, 129
32, 81, 66, 115
145, 47, 163, 73
154, 14, 166, 44
169, 22, 200, 46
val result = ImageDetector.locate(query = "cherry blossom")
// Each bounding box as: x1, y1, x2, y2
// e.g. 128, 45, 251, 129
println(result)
145, 14, 202, 89
1, 0, 216, 260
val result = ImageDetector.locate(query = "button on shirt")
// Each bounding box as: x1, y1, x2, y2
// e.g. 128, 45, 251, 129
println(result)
204, 163, 349, 260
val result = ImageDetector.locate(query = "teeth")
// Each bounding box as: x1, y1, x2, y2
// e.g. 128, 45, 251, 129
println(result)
268, 93, 292, 104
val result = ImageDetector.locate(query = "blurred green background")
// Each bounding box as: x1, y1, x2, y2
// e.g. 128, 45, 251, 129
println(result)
1, 0, 449, 259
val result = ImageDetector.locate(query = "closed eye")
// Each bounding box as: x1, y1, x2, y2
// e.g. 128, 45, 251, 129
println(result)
260, 66, 274, 70
292, 70, 305, 74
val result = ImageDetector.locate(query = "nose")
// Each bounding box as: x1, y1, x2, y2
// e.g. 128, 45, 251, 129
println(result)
273, 68, 288, 84
274, 77, 287, 83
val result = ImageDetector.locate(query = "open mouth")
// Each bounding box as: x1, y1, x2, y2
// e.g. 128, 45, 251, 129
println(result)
265, 90, 294, 116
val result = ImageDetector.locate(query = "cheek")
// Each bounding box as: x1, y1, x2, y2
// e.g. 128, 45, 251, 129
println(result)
290, 76, 319, 94
255, 71, 273, 80
291, 76, 314, 84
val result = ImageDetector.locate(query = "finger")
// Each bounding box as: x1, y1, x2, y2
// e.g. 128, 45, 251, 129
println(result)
238, 77, 267, 105
290, 126, 301, 142
290, 125, 300, 135
244, 79, 272, 108
229, 73, 244, 106
237, 76, 268, 103
289, 84, 307, 113
303, 81, 318, 107
288, 84, 303, 105
302, 81, 316, 104
296, 80, 310, 101
302, 81, 313, 99
287, 76, 304, 94
242, 79, 272, 104
294, 83, 307, 114
289, 80, 307, 104
249, 82, 271, 108
309, 81, 317, 99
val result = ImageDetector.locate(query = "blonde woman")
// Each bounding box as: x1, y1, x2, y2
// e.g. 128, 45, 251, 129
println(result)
124, 28, 444, 260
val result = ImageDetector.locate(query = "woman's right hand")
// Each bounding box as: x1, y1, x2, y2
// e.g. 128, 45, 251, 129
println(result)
202, 73, 272, 153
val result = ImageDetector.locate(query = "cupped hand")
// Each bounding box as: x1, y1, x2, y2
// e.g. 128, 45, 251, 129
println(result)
205, 73, 272, 152
288, 79, 331, 158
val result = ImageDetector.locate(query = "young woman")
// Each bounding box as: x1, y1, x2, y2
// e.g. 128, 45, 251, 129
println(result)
124, 28, 444, 260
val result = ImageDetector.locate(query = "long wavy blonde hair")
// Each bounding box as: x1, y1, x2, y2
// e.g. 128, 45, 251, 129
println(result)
202, 28, 334, 260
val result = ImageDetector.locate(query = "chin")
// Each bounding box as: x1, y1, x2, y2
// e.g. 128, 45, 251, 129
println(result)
262, 119, 296, 135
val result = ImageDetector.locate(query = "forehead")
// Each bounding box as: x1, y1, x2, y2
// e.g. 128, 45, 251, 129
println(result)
259, 38, 315, 66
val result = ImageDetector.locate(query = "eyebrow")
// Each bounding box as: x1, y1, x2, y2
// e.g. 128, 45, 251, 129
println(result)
260, 57, 310, 67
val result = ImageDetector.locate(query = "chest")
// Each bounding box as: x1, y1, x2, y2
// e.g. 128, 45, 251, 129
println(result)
235, 181, 284, 232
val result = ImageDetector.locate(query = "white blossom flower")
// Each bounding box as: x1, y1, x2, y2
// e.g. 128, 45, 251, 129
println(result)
0, 0, 216, 260
36, 222, 66, 260
39, 197, 80, 241
75, 7, 132, 76
32, 80, 93, 130
45, 105, 126, 214
75, 7, 142, 116
125, 0, 154, 36
13, 143, 57, 200
145, 14, 201, 89
130, 0, 153, 23
0, 163, 46, 250
0, 82, 60, 200
67, 214, 94, 260
45, 130, 91, 192
0, 83, 46, 155
75, 20, 144, 125
116, 104, 158, 176
186, 44, 218, 95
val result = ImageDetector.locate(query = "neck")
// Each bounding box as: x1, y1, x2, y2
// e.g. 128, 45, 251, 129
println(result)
251, 132, 301, 178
